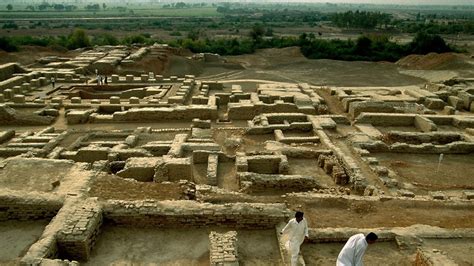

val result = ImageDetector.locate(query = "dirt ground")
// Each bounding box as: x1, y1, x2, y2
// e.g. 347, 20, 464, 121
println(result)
160, 47, 430, 87
237, 229, 283, 266
422, 238, 474, 266
0, 220, 49, 265
288, 158, 336, 188
374, 153, 474, 193
85, 226, 210, 265
0, 157, 76, 192
301, 241, 414, 266
294, 201, 474, 229
0, 46, 77, 66
88, 173, 187, 201
86, 226, 282, 265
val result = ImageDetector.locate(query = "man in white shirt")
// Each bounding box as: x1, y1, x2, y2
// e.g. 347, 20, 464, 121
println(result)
280, 211, 309, 266
337, 232, 378, 266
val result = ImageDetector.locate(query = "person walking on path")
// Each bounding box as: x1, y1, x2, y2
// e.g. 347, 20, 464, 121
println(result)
281, 211, 309, 266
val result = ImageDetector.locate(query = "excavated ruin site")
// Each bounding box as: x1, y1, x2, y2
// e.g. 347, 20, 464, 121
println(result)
0, 45, 473, 266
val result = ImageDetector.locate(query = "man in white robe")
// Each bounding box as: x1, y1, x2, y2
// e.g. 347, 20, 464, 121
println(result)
280, 211, 309, 266
336, 232, 378, 266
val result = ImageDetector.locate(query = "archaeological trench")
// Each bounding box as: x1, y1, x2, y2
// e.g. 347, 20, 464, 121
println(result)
0, 45, 473, 266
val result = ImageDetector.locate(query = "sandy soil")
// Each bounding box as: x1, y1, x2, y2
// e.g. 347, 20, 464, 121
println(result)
88, 173, 187, 201
0, 158, 75, 192
374, 153, 474, 193
288, 158, 336, 188
86, 226, 283, 265
0, 220, 49, 265
220, 47, 427, 87
217, 162, 239, 191
422, 239, 474, 266
237, 229, 283, 266
158, 47, 431, 87
0, 46, 77, 66
301, 241, 414, 266
293, 201, 474, 229
85, 226, 210, 265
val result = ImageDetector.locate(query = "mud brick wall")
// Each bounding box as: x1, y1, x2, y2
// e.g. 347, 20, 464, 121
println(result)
238, 172, 323, 192
209, 231, 239, 266
112, 106, 218, 122
0, 191, 62, 220
207, 153, 219, 186
355, 113, 416, 126
56, 199, 103, 261
415, 248, 458, 266
384, 131, 463, 145
102, 200, 290, 229
389, 142, 474, 154
228, 102, 309, 120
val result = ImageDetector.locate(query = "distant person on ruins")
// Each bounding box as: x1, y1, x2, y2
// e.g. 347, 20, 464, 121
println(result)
51, 77, 55, 89
280, 211, 309, 266
336, 232, 378, 266
104, 76, 108, 85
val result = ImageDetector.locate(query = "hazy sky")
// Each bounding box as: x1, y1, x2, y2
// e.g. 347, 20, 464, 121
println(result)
290, 0, 473, 4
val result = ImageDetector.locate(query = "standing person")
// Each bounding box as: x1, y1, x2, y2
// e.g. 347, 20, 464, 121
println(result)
104, 76, 108, 85
280, 211, 309, 266
337, 232, 378, 266
51, 77, 55, 89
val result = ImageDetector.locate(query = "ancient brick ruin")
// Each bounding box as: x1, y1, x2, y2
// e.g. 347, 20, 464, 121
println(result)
0, 45, 473, 265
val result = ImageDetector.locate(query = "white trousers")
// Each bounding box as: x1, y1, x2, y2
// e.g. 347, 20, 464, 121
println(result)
286, 239, 301, 266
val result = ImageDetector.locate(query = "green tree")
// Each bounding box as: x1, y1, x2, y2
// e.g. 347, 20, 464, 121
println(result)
175, 2, 187, 8
6, 4, 13, 11
67, 29, 91, 49
249, 23, 264, 42
409, 32, 451, 54
355, 36, 372, 55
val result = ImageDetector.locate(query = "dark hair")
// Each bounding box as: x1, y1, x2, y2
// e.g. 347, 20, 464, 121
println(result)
366, 232, 378, 241
295, 211, 304, 218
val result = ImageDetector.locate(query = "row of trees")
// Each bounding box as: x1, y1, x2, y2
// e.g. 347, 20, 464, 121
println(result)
331, 10, 392, 29
4, 3, 106, 11
162, 2, 207, 8
0, 28, 455, 63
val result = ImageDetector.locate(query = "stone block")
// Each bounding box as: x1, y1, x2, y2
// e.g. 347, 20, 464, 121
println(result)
463, 191, 474, 200
71, 97, 82, 104
12, 94, 25, 104
414, 115, 437, 132
21, 83, 31, 92
117, 157, 162, 182
51, 97, 63, 105
398, 189, 415, 198
110, 96, 120, 104
13, 86, 22, 94
129, 97, 140, 104
447, 96, 463, 110
424, 98, 445, 110
442, 106, 455, 115
429, 191, 446, 200
125, 74, 134, 82
3, 89, 13, 99
111, 75, 119, 83
457, 91, 474, 110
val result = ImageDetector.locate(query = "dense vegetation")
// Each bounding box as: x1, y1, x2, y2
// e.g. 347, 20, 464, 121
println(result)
0, 27, 455, 63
